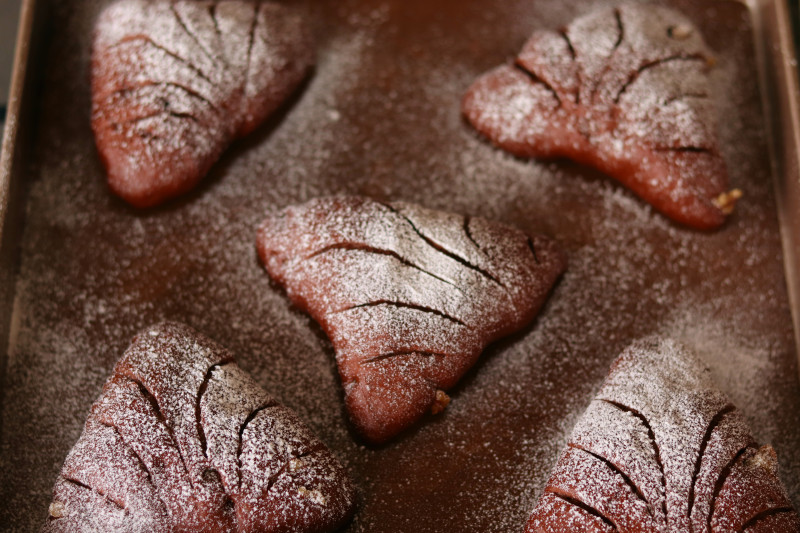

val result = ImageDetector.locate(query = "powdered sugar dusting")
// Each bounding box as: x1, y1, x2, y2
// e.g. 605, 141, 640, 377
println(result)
0, 0, 798, 531
462, 2, 733, 229
91, 0, 314, 206
257, 196, 565, 443
526, 338, 800, 532
41, 321, 356, 532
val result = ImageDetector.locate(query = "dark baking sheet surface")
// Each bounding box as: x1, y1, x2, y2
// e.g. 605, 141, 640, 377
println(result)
1, 0, 799, 531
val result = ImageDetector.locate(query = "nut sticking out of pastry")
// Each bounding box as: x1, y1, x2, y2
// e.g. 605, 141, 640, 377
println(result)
525, 338, 800, 533
257, 196, 566, 444
92, 0, 314, 207
462, 3, 739, 230
42, 322, 356, 533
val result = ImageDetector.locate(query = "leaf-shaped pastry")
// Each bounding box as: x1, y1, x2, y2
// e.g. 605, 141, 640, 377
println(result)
42, 322, 356, 533
257, 196, 566, 444
462, 3, 740, 230
525, 338, 800, 533
92, 0, 314, 207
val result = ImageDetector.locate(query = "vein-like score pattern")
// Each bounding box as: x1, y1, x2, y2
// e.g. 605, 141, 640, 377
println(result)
525, 338, 800, 533
462, 3, 740, 229
42, 322, 356, 533
257, 196, 566, 443
92, 0, 314, 207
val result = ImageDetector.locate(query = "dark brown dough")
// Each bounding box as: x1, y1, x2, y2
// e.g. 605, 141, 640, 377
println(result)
462, 3, 739, 230
525, 338, 800, 533
91, 0, 314, 207
42, 322, 356, 533
257, 196, 566, 444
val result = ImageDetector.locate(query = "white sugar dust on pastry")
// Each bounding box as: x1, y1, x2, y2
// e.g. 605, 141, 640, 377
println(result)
92, 0, 314, 207
42, 322, 356, 533
525, 338, 800, 533
257, 196, 566, 444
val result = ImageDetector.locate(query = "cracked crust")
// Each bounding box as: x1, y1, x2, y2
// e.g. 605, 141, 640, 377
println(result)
257, 196, 566, 443
525, 338, 800, 533
462, 3, 737, 229
91, 0, 314, 207
41, 322, 356, 533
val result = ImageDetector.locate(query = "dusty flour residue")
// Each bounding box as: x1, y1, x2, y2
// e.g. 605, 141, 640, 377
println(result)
0, 0, 798, 531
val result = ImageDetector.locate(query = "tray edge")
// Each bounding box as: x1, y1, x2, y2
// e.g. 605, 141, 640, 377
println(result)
747, 0, 800, 380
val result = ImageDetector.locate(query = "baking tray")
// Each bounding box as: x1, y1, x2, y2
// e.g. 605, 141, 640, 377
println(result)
1, 0, 799, 531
